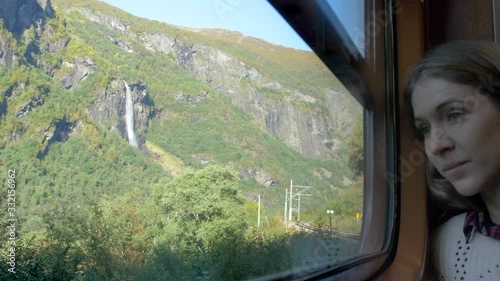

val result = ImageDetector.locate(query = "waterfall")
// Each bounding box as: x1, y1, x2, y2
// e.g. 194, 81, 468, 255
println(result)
124, 80, 138, 147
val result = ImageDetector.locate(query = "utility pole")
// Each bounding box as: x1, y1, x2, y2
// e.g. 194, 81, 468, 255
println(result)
327, 210, 334, 233
296, 193, 312, 221
257, 194, 261, 228
285, 180, 314, 225
293, 183, 313, 223
288, 180, 293, 225
284, 188, 288, 230
297, 193, 301, 222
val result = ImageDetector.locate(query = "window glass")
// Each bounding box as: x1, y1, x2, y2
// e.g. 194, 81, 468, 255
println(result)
326, 0, 366, 57
0, 0, 378, 280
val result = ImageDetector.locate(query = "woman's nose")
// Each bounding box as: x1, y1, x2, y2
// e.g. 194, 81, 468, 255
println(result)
426, 128, 455, 155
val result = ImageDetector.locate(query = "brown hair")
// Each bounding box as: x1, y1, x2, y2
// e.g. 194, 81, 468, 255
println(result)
404, 40, 500, 211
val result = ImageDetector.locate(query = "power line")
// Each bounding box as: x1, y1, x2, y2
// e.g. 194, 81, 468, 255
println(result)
285, 180, 313, 226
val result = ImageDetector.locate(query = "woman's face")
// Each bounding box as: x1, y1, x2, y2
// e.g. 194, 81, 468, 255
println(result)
412, 78, 500, 197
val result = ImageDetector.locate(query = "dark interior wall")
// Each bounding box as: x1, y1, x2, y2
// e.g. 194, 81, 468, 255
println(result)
425, 0, 498, 49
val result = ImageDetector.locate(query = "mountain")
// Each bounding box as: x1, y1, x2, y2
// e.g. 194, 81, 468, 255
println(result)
0, 0, 362, 217
0, 0, 364, 279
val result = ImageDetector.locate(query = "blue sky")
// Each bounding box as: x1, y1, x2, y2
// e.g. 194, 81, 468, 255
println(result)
327, 0, 365, 57
101, 0, 311, 51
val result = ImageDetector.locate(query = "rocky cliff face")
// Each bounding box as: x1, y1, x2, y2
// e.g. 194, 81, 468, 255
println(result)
0, 0, 54, 34
161, 39, 351, 160
60, 57, 100, 89
73, 8, 357, 161
38, 119, 83, 158
0, 2, 358, 167
0, 82, 23, 117
0, 33, 18, 67
86, 79, 154, 150
0, 0, 69, 72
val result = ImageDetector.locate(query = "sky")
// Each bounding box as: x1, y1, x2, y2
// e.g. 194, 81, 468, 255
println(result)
327, 0, 365, 57
100, 0, 312, 51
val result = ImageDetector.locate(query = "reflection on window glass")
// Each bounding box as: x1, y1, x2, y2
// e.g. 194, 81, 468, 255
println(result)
324, 0, 366, 58
0, 0, 363, 280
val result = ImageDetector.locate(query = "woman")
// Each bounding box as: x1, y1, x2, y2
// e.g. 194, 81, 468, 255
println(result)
404, 40, 500, 280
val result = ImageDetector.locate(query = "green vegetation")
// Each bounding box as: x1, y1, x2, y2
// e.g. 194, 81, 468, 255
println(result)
0, 166, 329, 280
0, 0, 364, 279
347, 118, 364, 177
304, 176, 364, 235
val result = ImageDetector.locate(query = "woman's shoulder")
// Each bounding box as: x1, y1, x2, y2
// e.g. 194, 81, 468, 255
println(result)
431, 213, 466, 259
433, 212, 467, 240
431, 212, 500, 280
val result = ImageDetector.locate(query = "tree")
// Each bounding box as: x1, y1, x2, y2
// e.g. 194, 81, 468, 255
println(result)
156, 166, 247, 253
347, 119, 363, 177
313, 176, 364, 234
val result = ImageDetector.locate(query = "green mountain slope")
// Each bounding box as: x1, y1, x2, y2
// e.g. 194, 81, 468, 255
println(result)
1, 0, 360, 215
0, 0, 363, 279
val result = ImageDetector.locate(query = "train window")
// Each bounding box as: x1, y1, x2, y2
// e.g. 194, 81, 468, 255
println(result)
0, 0, 398, 280
268, 0, 399, 279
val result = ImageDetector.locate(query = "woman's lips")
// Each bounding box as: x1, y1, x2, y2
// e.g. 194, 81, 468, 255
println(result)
442, 161, 468, 178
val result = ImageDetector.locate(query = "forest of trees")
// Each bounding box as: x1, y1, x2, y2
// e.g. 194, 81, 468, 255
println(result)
0, 165, 363, 280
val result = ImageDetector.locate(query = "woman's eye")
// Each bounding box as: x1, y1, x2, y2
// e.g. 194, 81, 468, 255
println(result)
417, 125, 430, 136
445, 110, 463, 122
